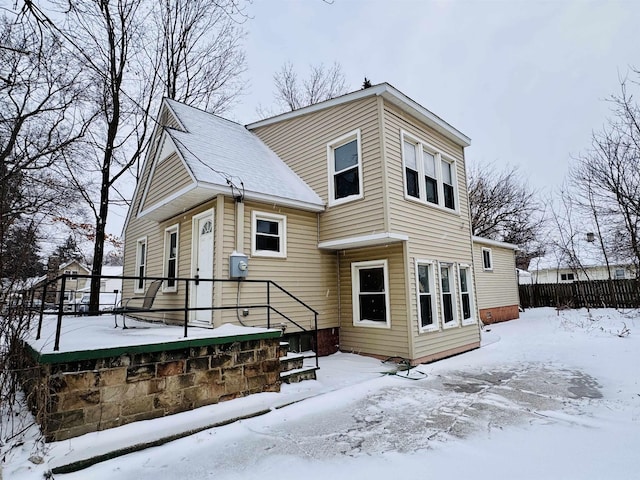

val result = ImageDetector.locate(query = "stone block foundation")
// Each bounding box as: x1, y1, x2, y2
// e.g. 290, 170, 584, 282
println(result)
17, 334, 281, 441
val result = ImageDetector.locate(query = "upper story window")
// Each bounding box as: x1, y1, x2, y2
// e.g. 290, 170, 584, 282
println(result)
401, 131, 458, 211
135, 237, 147, 293
164, 224, 179, 292
251, 211, 287, 258
351, 259, 390, 328
327, 129, 363, 206
64, 269, 78, 280
481, 247, 493, 271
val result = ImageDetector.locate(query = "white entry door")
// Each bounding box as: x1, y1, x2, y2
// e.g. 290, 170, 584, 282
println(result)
192, 211, 214, 324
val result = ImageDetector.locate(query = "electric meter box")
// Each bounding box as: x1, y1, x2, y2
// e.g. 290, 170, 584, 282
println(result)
230, 252, 249, 278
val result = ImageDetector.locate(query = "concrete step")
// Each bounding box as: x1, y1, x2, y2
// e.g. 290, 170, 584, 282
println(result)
280, 366, 319, 384
278, 341, 289, 358
279, 352, 304, 372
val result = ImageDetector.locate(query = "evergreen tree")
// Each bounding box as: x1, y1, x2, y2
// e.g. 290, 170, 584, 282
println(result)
51, 235, 84, 265
0, 223, 44, 279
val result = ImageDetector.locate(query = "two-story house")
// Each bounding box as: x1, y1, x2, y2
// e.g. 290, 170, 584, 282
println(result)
121, 83, 480, 365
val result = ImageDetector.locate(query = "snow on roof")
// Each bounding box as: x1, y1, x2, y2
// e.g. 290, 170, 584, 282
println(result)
101, 266, 123, 277
163, 99, 324, 210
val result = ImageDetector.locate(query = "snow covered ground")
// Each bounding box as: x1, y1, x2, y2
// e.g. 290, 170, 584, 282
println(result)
3, 307, 640, 479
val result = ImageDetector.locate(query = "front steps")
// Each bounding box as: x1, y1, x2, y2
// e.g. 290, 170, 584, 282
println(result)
279, 342, 318, 383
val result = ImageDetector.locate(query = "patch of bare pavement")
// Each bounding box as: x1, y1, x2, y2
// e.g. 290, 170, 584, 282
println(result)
241, 363, 604, 459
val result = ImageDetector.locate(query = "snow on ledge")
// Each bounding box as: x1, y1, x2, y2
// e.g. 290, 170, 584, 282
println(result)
25, 315, 278, 356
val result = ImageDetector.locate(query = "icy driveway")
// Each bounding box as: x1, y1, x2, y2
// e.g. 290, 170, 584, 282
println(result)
207, 363, 604, 463
47, 309, 640, 479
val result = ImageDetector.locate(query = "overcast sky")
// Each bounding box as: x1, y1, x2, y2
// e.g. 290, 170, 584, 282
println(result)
231, 0, 639, 191
107, 0, 639, 239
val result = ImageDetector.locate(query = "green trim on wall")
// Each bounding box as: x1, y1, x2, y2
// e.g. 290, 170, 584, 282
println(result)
26, 330, 281, 364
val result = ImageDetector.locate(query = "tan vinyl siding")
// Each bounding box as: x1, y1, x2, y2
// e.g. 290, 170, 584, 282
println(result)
383, 101, 472, 260
251, 97, 385, 242
473, 243, 519, 309
123, 101, 213, 324
381, 101, 480, 359
219, 200, 338, 332
338, 244, 410, 359
142, 153, 192, 210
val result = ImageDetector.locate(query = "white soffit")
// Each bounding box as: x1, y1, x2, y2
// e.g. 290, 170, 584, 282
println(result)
318, 232, 409, 250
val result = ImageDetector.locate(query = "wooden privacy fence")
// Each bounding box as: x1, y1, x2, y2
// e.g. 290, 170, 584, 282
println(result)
519, 279, 640, 309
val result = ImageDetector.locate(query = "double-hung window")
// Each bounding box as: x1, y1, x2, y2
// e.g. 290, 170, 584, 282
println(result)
328, 130, 363, 206
458, 264, 475, 325
424, 150, 439, 204
164, 224, 179, 292
482, 247, 493, 271
135, 237, 147, 293
251, 211, 286, 258
439, 263, 458, 328
404, 141, 419, 198
352, 260, 390, 328
416, 261, 437, 331
441, 159, 455, 209
402, 131, 457, 211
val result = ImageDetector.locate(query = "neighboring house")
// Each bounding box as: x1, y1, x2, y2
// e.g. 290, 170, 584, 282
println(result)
531, 264, 635, 284
472, 237, 519, 324
95, 265, 123, 294
517, 269, 533, 285
52, 260, 91, 306
33, 262, 122, 308
122, 83, 481, 365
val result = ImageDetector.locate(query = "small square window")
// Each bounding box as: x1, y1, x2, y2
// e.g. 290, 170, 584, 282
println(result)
328, 130, 363, 206
251, 211, 286, 258
614, 268, 625, 280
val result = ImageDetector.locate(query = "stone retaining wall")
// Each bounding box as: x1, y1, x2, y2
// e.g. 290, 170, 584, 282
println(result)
18, 337, 281, 441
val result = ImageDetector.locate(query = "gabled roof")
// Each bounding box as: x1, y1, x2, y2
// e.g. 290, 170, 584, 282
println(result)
138, 99, 323, 220
58, 260, 90, 273
246, 82, 471, 148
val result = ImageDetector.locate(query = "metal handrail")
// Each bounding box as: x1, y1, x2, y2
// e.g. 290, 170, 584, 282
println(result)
24, 274, 320, 368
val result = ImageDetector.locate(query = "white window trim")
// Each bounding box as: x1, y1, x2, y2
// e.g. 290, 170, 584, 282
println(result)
458, 263, 477, 326
163, 224, 179, 293
415, 259, 438, 333
351, 259, 391, 329
134, 236, 148, 293
438, 261, 459, 329
251, 211, 287, 258
481, 247, 493, 271
400, 130, 459, 214
327, 129, 363, 207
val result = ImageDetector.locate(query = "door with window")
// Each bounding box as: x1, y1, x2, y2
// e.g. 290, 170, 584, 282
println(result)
192, 211, 214, 324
